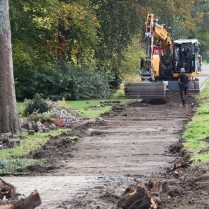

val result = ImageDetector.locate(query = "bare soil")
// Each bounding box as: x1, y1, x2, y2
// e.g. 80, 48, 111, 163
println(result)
4, 91, 209, 209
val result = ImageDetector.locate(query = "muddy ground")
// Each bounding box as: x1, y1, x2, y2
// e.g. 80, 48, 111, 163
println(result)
3, 91, 209, 209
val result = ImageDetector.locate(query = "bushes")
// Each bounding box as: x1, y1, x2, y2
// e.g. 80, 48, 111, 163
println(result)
67, 65, 110, 100
22, 94, 74, 128
15, 62, 111, 101
23, 94, 50, 116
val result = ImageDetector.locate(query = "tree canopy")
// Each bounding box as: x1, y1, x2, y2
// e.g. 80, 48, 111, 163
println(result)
9, 0, 209, 100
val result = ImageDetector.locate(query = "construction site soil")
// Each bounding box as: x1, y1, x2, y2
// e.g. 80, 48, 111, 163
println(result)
4, 91, 209, 209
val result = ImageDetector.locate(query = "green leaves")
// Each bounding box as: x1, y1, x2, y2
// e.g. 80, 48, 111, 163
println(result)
10, 0, 209, 100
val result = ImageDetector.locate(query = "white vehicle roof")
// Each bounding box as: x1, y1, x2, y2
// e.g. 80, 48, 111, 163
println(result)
173, 39, 200, 44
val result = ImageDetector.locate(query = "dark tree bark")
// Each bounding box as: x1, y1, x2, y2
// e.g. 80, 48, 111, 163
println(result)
0, 0, 20, 134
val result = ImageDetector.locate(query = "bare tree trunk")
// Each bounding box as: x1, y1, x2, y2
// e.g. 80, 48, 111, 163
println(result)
0, 0, 20, 134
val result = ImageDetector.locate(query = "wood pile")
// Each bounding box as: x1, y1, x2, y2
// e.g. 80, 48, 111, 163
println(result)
0, 178, 41, 209
117, 178, 161, 209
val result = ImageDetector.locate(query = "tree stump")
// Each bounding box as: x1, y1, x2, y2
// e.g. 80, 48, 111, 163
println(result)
0, 178, 41, 209
117, 178, 161, 209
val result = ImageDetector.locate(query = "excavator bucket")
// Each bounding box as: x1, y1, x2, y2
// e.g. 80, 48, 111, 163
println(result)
124, 82, 166, 99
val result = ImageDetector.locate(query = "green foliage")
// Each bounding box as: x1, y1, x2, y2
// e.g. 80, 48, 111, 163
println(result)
10, 0, 99, 71
28, 112, 58, 123
56, 98, 74, 113
121, 35, 145, 76
0, 159, 8, 170
91, 0, 144, 79
23, 94, 50, 116
139, 0, 195, 39
16, 63, 111, 101
10, 0, 207, 99
0, 158, 42, 173
190, 0, 209, 57
0, 129, 66, 174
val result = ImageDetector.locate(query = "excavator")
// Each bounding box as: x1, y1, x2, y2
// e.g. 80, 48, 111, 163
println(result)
124, 14, 202, 99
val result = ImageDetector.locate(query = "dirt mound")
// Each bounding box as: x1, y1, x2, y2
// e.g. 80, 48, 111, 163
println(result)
139, 91, 198, 106
161, 164, 209, 208
117, 138, 209, 209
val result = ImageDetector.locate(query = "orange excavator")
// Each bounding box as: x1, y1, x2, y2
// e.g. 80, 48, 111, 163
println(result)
124, 14, 202, 99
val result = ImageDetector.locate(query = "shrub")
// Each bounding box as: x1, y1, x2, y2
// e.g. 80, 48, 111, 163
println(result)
28, 112, 58, 123
0, 159, 8, 170
23, 94, 50, 116
54, 118, 66, 127
56, 98, 73, 114
16, 62, 111, 101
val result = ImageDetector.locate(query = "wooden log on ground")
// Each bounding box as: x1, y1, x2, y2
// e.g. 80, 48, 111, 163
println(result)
117, 178, 161, 209
0, 190, 41, 209
0, 178, 17, 200
0, 178, 41, 209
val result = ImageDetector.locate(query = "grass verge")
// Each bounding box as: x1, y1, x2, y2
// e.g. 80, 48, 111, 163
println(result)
183, 79, 209, 162
66, 98, 132, 118
0, 129, 66, 174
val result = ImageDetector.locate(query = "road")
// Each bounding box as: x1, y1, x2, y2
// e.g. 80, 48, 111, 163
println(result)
200, 64, 209, 89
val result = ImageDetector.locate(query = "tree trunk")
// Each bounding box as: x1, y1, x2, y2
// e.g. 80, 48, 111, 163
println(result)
0, 0, 20, 134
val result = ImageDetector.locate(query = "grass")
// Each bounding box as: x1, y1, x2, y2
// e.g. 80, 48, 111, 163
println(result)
0, 129, 66, 173
0, 130, 65, 159
17, 89, 133, 118
66, 98, 131, 118
183, 79, 209, 162
65, 85, 132, 118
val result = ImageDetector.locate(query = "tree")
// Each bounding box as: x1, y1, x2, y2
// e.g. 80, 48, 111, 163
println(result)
191, 0, 209, 57
0, 0, 20, 133
90, 0, 145, 82
120, 35, 145, 77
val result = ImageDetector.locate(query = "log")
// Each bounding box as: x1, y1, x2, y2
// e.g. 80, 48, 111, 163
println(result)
0, 178, 41, 209
0, 178, 17, 200
0, 189, 41, 209
117, 178, 161, 209
117, 183, 151, 209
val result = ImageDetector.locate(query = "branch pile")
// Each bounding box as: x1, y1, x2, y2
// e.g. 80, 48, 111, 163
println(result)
117, 178, 161, 209
0, 178, 41, 209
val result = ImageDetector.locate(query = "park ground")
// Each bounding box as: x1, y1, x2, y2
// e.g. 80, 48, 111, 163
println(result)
2, 67, 209, 209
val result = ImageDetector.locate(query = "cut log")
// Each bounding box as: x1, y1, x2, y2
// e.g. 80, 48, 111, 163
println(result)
0, 178, 17, 200
0, 189, 41, 209
117, 178, 161, 209
117, 183, 151, 209
0, 178, 41, 209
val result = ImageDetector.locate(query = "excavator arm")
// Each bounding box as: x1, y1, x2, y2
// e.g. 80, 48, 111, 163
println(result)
124, 14, 172, 99
124, 14, 202, 99
142, 14, 172, 81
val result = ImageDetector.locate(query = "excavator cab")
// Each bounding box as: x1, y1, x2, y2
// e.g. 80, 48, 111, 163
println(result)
172, 39, 202, 76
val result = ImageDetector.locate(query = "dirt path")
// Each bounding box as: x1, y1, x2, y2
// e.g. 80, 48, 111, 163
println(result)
3, 91, 197, 209
2, 69, 209, 209
50, 98, 190, 177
